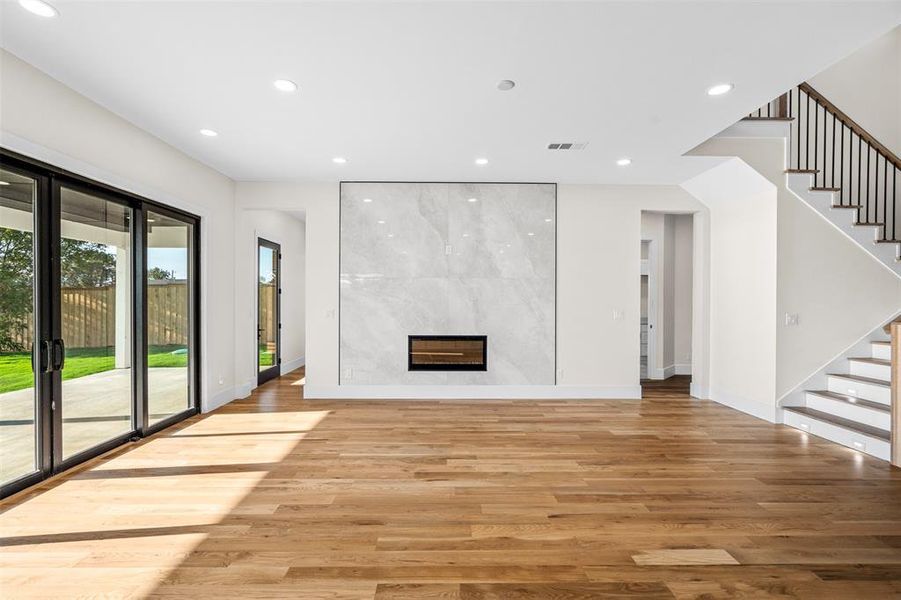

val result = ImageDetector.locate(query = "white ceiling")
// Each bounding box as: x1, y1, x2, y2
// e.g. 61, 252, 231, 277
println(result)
1, 1, 899, 184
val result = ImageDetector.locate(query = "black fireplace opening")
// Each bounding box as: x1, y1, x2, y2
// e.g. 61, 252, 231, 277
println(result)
408, 335, 488, 371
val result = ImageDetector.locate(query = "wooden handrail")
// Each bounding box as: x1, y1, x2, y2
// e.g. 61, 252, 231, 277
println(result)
892, 321, 900, 468
799, 82, 901, 171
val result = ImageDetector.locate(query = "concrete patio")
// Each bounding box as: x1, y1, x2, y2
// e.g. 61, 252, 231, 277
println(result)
0, 367, 189, 484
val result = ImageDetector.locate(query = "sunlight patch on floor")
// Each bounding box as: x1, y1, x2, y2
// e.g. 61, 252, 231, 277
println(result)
0, 409, 328, 599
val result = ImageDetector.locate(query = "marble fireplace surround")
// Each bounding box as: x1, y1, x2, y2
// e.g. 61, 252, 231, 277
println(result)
339, 182, 556, 389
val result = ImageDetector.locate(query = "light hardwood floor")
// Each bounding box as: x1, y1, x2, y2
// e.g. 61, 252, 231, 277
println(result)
2, 369, 901, 599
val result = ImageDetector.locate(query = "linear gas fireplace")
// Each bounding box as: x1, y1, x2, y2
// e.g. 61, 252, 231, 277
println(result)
408, 335, 488, 371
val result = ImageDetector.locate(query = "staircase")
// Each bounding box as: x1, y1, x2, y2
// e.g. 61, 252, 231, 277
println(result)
747, 82, 901, 275
782, 326, 893, 460
744, 84, 900, 461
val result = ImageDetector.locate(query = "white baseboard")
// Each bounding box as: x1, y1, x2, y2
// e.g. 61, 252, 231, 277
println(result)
303, 384, 642, 400
708, 387, 777, 423
675, 363, 692, 376
689, 382, 709, 400
282, 356, 305, 374
650, 365, 675, 380
205, 384, 242, 413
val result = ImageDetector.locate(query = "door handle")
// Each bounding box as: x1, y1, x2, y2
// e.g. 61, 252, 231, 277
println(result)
38, 340, 52, 373
51, 339, 66, 372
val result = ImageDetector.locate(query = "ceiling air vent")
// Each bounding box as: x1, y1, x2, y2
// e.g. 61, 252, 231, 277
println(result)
547, 142, 588, 151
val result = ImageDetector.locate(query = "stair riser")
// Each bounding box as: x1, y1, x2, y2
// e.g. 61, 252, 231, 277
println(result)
848, 360, 891, 380
826, 376, 890, 405
783, 411, 890, 461
804, 394, 891, 431
871, 343, 891, 361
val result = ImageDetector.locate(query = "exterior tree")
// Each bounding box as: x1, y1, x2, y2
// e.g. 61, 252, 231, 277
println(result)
147, 267, 176, 281
0, 230, 33, 352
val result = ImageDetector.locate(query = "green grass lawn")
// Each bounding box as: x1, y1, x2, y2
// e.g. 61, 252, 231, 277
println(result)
0, 345, 188, 394
259, 343, 274, 367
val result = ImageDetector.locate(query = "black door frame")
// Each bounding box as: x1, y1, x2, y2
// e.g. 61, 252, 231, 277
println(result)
0, 148, 202, 499
257, 237, 281, 385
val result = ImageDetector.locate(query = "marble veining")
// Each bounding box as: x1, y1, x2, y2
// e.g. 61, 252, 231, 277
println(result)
340, 182, 555, 385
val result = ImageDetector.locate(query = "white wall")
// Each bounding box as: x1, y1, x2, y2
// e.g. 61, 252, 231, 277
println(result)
233, 183, 339, 392
808, 26, 900, 155
673, 215, 693, 373
682, 154, 779, 422
556, 185, 705, 395
0, 49, 237, 412
232, 209, 306, 396
686, 130, 901, 420
234, 182, 707, 398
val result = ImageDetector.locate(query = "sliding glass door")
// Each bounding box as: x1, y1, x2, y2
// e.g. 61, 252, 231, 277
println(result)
0, 151, 200, 497
0, 166, 43, 488
59, 185, 134, 460
146, 210, 195, 425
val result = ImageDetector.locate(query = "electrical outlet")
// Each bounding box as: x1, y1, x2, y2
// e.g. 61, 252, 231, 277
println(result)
612, 309, 624, 321
343, 367, 353, 380
784, 313, 800, 326
218, 375, 224, 385
326, 308, 336, 318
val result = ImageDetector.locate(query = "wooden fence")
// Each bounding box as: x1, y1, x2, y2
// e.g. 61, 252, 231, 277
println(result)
7, 282, 189, 350
259, 283, 277, 345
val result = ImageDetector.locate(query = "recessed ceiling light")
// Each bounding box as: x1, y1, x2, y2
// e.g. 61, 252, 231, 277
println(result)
387, 233, 394, 238
147, 218, 157, 223
527, 232, 535, 237
462, 233, 470, 238
616, 158, 632, 167
544, 218, 552, 223
377, 220, 385, 224
497, 79, 516, 91
363, 198, 372, 203
19, 0, 58, 18
0, 181, 9, 186
332, 157, 347, 164
199, 129, 218, 137
273, 79, 298, 93
475, 158, 488, 166
707, 83, 733, 96
467, 197, 478, 203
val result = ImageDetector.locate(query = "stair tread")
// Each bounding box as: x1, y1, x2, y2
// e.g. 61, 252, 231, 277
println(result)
786, 169, 819, 173
831, 204, 861, 209
811, 187, 841, 192
806, 390, 890, 413
871, 340, 891, 346
827, 373, 890, 387
875, 239, 901, 244
784, 406, 890, 441
848, 356, 890, 366
743, 117, 794, 121
855, 221, 885, 227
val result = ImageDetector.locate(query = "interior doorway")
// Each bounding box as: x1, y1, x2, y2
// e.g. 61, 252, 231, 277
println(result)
257, 238, 281, 385
640, 212, 694, 391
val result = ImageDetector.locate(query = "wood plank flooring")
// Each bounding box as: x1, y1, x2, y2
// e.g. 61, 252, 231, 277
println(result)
2, 369, 901, 599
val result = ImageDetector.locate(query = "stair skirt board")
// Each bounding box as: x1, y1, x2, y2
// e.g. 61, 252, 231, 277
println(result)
783, 408, 890, 461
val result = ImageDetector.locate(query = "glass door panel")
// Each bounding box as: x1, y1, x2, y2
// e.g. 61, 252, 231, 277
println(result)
0, 168, 38, 486
59, 187, 133, 459
257, 240, 279, 384
146, 211, 193, 425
